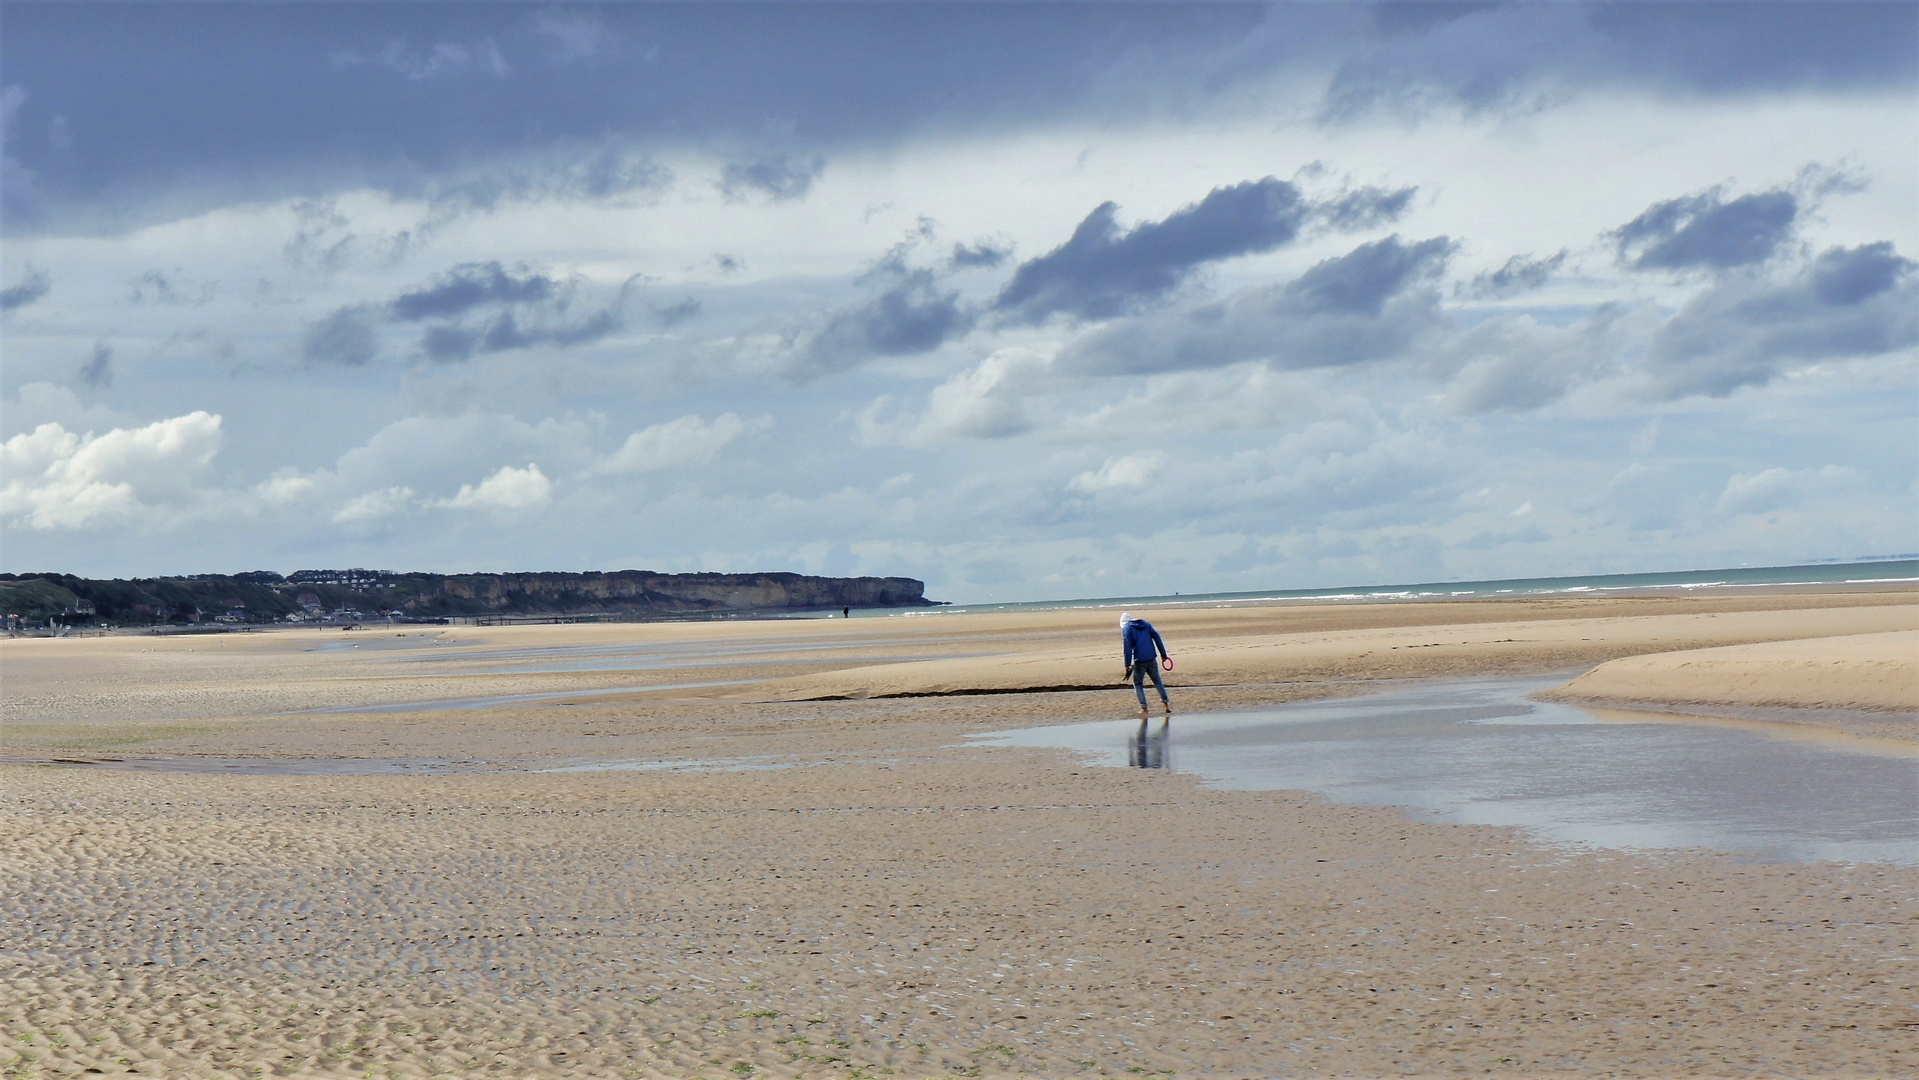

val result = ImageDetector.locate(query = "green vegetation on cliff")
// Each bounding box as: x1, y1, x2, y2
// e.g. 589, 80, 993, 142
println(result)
0, 570, 933, 626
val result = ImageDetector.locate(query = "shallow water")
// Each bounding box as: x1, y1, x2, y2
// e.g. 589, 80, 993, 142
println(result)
978, 676, 1919, 866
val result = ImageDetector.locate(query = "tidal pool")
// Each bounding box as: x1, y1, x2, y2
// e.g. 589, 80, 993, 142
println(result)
978, 676, 1918, 866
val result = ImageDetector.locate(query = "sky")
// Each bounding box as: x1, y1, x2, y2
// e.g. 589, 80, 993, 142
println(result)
2, 1, 1915, 603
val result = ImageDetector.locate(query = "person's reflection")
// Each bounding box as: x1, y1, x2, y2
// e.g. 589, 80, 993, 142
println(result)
1129, 718, 1171, 769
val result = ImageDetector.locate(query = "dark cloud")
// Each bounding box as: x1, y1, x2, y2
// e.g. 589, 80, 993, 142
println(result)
383, 262, 628, 362
300, 304, 381, 366
713, 254, 745, 275
1, 4, 1271, 233
719, 155, 825, 202
418, 307, 623, 363
1313, 184, 1418, 230
950, 240, 1012, 269
651, 297, 702, 327
1614, 187, 1797, 272
77, 340, 113, 388
389, 262, 557, 321
1061, 234, 1455, 376
1321, 2, 1915, 120
1585, 1, 1916, 95
994, 177, 1312, 325
1467, 250, 1566, 299
8, 4, 1908, 234
794, 270, 972, 381
1289, 234, 1457, 316
425, 147, 672, 214
1642, 243, 1917, 399
1810, 241, 1913, 305
0, 266, 50, 311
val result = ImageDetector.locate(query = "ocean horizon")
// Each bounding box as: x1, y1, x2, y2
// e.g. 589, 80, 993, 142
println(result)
868, 557, 1919, 618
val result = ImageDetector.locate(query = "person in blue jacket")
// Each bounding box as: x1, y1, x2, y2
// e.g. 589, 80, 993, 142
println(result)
1119, 612, 1172, 722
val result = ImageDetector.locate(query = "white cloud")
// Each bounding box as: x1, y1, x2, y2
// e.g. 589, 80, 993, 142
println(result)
598, 413, 754, 474
1716, 465, 1860, 517
0, 412, 222, 529
255, 472, 316, 505
333, 486, 416, 524
438, 463, 552, 511
915, 348, 1049, 441
1069, 451, 1164, 494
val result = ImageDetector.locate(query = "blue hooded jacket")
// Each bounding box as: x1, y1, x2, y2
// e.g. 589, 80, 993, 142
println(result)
1122, 618, 1168, 669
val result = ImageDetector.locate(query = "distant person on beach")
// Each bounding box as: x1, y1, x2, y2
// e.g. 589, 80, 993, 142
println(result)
1120, 612, 1171, 722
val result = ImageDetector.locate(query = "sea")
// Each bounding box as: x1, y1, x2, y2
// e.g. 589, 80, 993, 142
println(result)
852, 557, 1918, 618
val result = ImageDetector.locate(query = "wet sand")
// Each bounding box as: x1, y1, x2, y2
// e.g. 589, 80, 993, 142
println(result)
3, 590, 1916, 1078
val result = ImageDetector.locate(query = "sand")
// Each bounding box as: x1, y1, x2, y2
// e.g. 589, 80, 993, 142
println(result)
3, 589, 1916, 1078
1550, 629, 1919, 711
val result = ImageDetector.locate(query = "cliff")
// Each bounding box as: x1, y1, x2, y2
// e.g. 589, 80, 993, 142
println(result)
0, 570, 935, 626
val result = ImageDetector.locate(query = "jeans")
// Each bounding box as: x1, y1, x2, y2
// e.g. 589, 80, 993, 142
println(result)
1131, 660, 1168, 709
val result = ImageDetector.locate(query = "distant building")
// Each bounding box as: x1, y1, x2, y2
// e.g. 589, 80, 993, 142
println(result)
288, 568, 393, 588
296, 593, 323, 614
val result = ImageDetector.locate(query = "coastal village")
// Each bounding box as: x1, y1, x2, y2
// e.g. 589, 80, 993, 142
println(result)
0, 568, 933, 634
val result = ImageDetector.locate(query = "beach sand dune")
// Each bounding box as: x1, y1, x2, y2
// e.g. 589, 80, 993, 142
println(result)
3, 589, 1916, 1077
1551, 628, 1919, 712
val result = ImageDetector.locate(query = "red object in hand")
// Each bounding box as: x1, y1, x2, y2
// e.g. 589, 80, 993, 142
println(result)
1161, 657, 1174, 671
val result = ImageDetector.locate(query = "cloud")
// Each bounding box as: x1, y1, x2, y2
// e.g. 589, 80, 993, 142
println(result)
1716, 465, 1860, 516
993, 177, 1315, 324
1313, 184, 1419, 231
1440, 301, 1657, 414
126, 269, 216, 306
529, 9, 616, 62
795, 270, 972, 380
301, 262, 628, 366
11, 4, 1910, 236
331, 38, 509, 81
719, 154, 825, 202
0, 266, 50, 311
424, 147, 672, 216
1466, 250, 1567, 299
915, 349, 1049, 441
425, 307, 623, 362
599, 413, 754, 474
651, 297, 702, 327
1, 411, 222, 529
1641, 242, 1918, 398
1456, 525, 1549, 550
1068, 451, 1164, 494
437, 463, 551, 511
1320, 2, 1918, 121
332, 485, 416, 524
1061, 234, 1455, 376
1809, 240, 1913, 304
390, 262, 558, 320
301, 304, 381, 366
950, 240, 1011, 269
77, 341, 113, 389
1613, 186, 1798, 272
